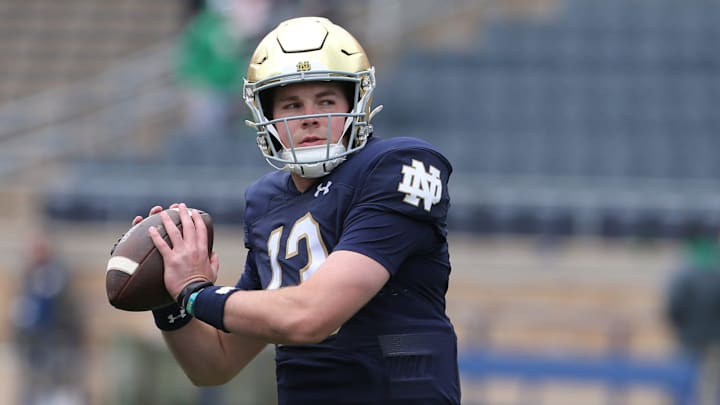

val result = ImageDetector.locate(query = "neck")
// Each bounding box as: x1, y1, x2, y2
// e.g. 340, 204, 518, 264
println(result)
291, 173, 318, 193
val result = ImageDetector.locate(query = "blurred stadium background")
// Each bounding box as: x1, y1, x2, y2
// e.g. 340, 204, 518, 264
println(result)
0, 0, 718, 403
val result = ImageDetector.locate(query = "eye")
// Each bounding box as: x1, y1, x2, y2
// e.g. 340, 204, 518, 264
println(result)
281, 102, 301, 111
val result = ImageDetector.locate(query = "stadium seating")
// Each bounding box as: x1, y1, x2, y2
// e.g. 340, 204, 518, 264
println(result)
31, 0, 720, 240
44, 131, 269, 223
374, 0, 720, 238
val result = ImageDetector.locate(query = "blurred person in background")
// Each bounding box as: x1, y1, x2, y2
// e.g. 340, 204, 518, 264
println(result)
130, 16, 460, 404
179, 0, 207, 26
10, 231, 87, 405
174, 0, 271, 136
665, 226, 720, 405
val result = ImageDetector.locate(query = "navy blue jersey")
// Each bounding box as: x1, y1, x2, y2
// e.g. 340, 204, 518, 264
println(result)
240, 136, 460, 404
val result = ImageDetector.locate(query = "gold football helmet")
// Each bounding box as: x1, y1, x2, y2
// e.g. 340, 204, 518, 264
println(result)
243, 17, 382, 178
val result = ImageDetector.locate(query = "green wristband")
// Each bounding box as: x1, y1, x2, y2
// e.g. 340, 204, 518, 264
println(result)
186, 291, 201, 316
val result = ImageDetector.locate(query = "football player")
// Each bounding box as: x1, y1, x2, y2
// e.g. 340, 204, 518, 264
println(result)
140, 16, 460, 404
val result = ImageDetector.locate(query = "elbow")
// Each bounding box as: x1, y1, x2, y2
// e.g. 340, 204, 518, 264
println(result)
181, 361, 238, 387
289, 329, 330, 345
187, 372, 234, 387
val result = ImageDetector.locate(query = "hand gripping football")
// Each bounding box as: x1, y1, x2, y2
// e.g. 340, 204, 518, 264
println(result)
106, 208, 213, 311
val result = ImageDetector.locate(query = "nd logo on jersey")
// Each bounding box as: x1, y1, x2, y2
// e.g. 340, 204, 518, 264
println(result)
398, 159, 442, 211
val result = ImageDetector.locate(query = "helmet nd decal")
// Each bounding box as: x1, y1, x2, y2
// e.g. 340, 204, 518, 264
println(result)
243, 17, 382, 178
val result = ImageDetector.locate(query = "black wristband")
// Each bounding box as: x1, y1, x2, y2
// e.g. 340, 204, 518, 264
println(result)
176, 280, 214, 309
152, 302, 192, 331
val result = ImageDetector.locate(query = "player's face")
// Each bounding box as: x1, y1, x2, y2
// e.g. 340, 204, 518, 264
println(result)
271, 82, 350, 149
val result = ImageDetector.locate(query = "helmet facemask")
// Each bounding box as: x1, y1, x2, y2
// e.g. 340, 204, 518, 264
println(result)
245, 70, 378, 178
242, 17, 382, 178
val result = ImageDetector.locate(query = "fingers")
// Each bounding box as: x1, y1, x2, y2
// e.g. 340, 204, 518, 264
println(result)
178, 203, 196, 250
132, 205, 166, 226
149, 203, 207, 256
149, 203, 217, 298
149, 206, 186, 257
191, 207, 208, 256
148, 221, 172, 256
160, 208, 184, 250
149, 205, 164, 216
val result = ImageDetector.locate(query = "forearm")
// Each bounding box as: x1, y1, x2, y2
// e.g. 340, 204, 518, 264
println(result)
162, 319, 266, 386
222, 287, 333, 344
168, 250, 388, 363
217, 251, 389, 344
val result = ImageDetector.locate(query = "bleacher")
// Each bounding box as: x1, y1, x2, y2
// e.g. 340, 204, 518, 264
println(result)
374, 0, 720, 239
26, 0, 720, 241
0, 0, 183, 104
44, 129, 269, 223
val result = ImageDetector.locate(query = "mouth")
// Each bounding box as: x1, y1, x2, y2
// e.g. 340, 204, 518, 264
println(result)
297, 136, 327, 147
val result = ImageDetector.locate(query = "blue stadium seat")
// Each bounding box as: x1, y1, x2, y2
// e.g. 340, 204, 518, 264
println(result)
372, 0, 720, 238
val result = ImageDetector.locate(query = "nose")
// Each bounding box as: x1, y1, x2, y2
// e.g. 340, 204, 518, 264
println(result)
300, 107, 320, 127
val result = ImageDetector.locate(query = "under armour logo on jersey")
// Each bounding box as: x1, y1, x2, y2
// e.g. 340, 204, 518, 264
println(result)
398, 159, 442, 211
167, 308, 187, 324
314, 181, 332, 197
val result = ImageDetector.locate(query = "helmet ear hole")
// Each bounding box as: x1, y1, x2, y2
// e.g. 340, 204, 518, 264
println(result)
341, 82, 355, 112
269, 134, 282, 151
259, 88, 276, 120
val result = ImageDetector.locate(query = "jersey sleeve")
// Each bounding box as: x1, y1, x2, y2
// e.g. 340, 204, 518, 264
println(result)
236, 220, 262, 290
236, 249, 263, 290
334, 146, 452, 275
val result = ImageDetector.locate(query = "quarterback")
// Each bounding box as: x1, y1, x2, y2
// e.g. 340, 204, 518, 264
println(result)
140, 16, 460, 404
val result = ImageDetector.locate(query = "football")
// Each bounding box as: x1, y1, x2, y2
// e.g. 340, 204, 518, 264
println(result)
106, 208, 214, 311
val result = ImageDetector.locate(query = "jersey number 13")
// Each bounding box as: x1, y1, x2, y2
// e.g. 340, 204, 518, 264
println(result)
266, 213, 329, 290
